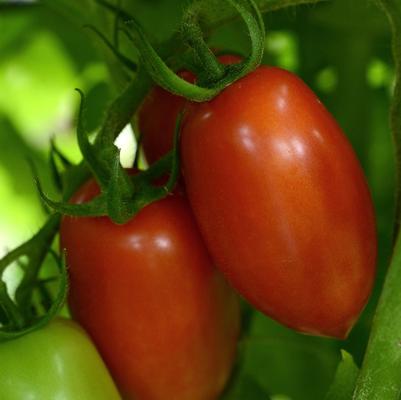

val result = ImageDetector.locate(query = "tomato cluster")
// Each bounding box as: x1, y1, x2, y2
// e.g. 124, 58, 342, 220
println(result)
60, 61, 377, 399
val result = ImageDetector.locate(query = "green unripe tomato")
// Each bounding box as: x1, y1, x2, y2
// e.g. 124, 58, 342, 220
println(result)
0, 318, 121, 400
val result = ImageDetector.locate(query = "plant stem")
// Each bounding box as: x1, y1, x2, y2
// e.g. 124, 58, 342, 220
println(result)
353, 1, 401, 399
379, 0, 401, 239
353, 234, 401, 399
182, 11, 226, 83
95, 69, 152, 150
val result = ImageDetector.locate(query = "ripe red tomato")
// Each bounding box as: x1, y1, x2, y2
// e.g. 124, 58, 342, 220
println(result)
180, 66, 377, 339
139, 55, 241, 164
60, 180, 240, 399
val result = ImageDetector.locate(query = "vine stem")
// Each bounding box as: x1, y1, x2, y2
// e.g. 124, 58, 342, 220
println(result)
381, 0, 401, 238
181, 10, 226, 83
94, 69, 152, 150
353, 0, 401, 399
353, 235, 401, 399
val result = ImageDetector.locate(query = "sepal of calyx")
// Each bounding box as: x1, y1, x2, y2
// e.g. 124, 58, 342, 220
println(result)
38, 91, 181, 225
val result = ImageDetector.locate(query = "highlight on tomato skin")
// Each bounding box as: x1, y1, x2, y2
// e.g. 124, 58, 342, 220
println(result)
180, 65, 377, 340
60, 178, 241, 400
138, 54, 242, 165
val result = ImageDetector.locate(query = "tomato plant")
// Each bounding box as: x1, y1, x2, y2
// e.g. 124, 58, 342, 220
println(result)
0, 318, 121, 400
60, 178, 240, 400
180, 66, 377, 339
3, 0, 401, 398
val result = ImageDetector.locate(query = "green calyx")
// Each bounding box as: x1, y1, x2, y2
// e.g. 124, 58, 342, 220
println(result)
37, 86, 182, 224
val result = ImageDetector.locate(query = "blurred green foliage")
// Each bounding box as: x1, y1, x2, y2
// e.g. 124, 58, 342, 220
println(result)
0, 1, 395, 399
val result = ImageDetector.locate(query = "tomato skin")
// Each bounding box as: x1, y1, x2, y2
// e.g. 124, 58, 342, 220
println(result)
60, 182, 240, 400
139, 55, 241, 164
139, 70, 194, 165
180, 66, 377, 339
0, 318, 121, 400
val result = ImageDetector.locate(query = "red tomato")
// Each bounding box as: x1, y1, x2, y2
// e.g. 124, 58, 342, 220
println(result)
60, 180, 240, 400
180, 66, 377, 339
139, 55, 241, 164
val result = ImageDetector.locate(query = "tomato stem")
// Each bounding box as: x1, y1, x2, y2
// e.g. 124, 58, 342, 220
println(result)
353, 234, 401, 399
94, 69, 152, 151
181, 10, 226, 84
381, 0, 401, 240
353, 0, 401, 398
118, 0, 265, 102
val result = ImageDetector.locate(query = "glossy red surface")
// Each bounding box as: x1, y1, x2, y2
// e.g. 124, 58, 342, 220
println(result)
60, 180, 240, 399
181, 66, 377, 339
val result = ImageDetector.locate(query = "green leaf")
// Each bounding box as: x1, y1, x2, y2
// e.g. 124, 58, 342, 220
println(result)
325, 350, 359, 400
